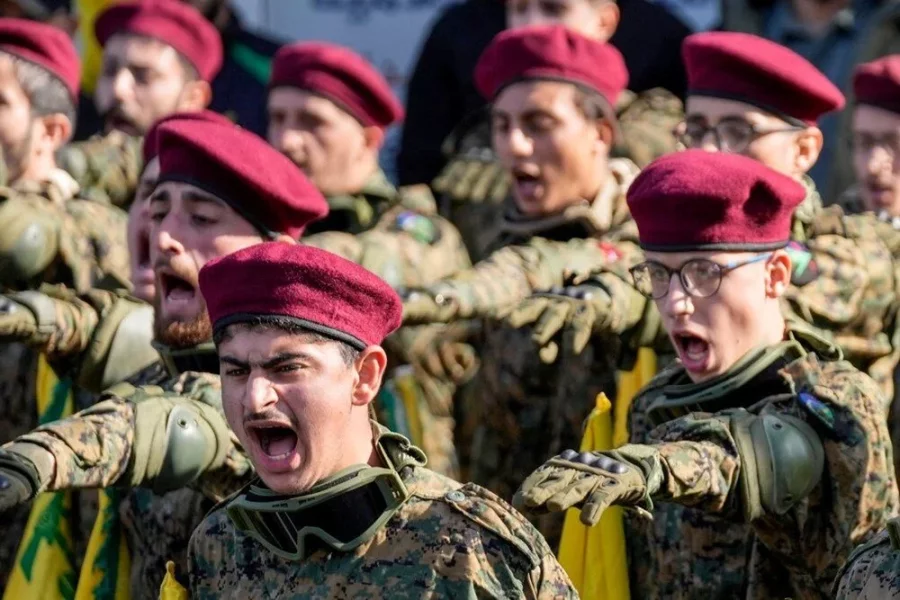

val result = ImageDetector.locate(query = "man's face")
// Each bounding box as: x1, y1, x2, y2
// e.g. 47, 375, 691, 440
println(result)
647, 250, 782, 383
492, 80, 608, 217
95, 34, 192, 136
0, 55, 38, 183
506, 0, 610, 39
682, 96, 804, 178
148, 181, 264, 348
128, 157, 160, 303
852, 104, 900, 216
267, 88, 372, 196
219, 328, 359, 494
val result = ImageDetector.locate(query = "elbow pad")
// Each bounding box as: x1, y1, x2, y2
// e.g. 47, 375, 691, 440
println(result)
0, 197, 59, 285
729, 409, 825, 522
125, 388, 234, 493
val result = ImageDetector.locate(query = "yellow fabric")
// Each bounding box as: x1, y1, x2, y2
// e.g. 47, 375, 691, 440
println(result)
394, 370, 425, 450
158, 562, 188, 600
556, 349, 657, 599
74, 488, 131, 600
76, 0, 117, 94
3, 357, 77, 600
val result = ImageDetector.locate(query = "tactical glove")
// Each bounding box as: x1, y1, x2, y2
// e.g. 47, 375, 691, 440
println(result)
514, 446, 659, 526
0, 295, 38, 342
0, 448, 40, 511
505, 285, 601, 363
401, 289, 459, 324
432, 147, 510, 204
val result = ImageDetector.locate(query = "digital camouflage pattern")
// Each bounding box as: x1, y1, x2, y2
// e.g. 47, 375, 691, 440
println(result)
188, 462, 577, 599
431, 89, 682, 262
625, 329, 898, 599
833, 520, 900, 599
57, 131, 144, 207
1, 369, 252, 600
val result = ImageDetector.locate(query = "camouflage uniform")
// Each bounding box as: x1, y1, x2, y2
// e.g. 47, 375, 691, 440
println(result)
432, 90, 683, 262
56, 131, 144, 207
187, 425, 577, 599
0, 169, 130, 588
404, 159, 651, 545
622, 326, 899, 599
833, 519, 900, 599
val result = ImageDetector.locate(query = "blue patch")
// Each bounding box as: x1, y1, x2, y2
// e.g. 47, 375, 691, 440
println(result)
798, 392, 835, 430
393, 211, 438, 244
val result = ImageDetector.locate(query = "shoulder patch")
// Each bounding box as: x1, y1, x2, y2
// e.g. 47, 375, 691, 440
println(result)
597, 241, 623, 263
797, 391, 836, 430
440, 482, 551, 567
785, 241, 819, 286
392, 211, 440, 245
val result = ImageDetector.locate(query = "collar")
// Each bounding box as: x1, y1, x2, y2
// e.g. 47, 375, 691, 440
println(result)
498, 157, 639, 240
152, 341, 220, 377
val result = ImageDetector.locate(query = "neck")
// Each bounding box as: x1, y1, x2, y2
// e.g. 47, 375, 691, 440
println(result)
791, 0, 850, 35
14, 156, 56, 187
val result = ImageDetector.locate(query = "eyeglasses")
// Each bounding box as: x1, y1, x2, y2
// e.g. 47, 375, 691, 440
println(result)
629, 254, 772, 299
675, 118, 804, 153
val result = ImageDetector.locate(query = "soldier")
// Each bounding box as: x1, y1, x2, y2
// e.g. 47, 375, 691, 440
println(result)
515, 150, 899, 599
507, 31, 900, 404
839, 56, 900, 225
402, 25, 652, 544
266, 41, 471, 476
434, 0, 684, 262
183, 241, 576, 598
0, 118, 328, 598
0, 17, 130, 588
58, 0, 223, 207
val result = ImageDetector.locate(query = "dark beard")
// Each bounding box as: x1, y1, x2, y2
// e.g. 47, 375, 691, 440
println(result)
153, 299, 213, 350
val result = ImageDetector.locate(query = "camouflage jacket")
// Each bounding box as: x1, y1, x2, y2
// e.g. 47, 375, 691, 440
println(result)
57, 131, 143, 208
627, 327, 899, 599
404, 158, 643, 326
833, 519, 900, 599
0, 169, 130, 294
2, 367, 252, 600
188, 454, 577, 599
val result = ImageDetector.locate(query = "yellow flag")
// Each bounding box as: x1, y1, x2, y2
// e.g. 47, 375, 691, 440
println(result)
158, 562, 188, 600
74, 488, 131, 600
75, 0, 117, 95
556, 348, 658, 599
3, 357, 77, 600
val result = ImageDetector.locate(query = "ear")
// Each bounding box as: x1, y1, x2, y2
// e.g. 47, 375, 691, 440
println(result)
39, 113, 73, 150
595, 1, 620, 41
362, 125, 385, 153
793, 126, 823, 175
351, 345, 388, 407
594, 117, 615, 151
177, 80, 213, 112
765, 250, 792, 298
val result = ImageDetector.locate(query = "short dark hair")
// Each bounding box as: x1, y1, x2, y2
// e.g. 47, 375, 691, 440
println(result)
572, 85, 615, 123
213, 316, 362, 366
2, 51, 76, 132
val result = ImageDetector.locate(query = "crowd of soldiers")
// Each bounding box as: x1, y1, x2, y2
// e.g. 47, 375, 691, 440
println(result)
0, 0, 900, 597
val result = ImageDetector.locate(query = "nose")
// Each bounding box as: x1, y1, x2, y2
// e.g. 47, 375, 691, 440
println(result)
244, 373, 278, 413
111, 68, 134, 103
662, 274, 693, 319
278, 129, 305, 158
151, 214, 185, 259
867, 146, 892, 177
507, 128, 533, 158
700, 130, 720, 152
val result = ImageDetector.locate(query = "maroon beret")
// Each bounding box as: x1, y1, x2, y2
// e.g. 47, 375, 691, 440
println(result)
156, 119, 328, 240
200, 242, 402, 349
627, 150, 806, 252
474, 25, 628, 107
95, 0, 222, 82
854, 56, 900, 114
270, 42, 403, 129
0, 18, 80, 99
142, 110, 234, 163
683, 32, 844, 125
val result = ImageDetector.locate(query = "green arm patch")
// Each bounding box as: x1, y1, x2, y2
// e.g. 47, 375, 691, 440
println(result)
392, 211, 440, 245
